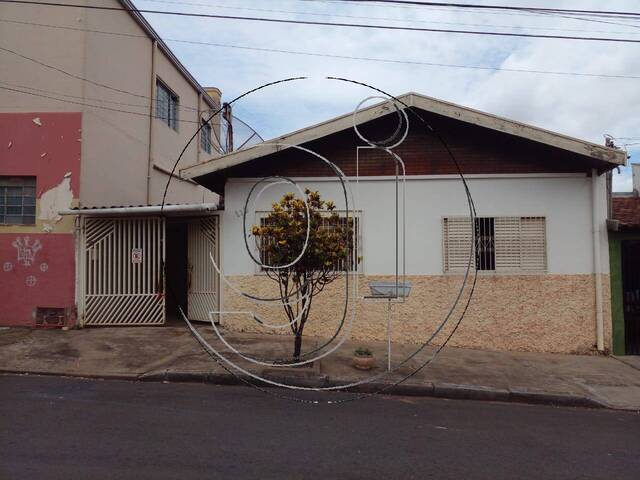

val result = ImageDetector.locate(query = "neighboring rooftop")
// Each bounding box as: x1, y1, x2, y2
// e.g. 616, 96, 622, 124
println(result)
612, 197, 640, 231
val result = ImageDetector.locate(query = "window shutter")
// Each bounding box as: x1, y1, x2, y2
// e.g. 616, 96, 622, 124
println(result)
520, 217, 547, 272
495, 217, 521, 270
443, 216, 547, 273
443, 217, 473, 273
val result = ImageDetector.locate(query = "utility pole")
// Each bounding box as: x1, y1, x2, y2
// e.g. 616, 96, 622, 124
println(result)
223, 102, 233, 153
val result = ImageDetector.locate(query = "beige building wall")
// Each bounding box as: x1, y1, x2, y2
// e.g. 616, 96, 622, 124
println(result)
0, 1, 86, 113
221, 274, 611, 354
0, 0, 219, 208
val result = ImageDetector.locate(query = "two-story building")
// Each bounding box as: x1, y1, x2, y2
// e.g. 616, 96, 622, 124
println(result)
0, 0, 234, 327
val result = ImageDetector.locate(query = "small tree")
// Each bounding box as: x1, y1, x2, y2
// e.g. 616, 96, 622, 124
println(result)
252, 190, 356, 360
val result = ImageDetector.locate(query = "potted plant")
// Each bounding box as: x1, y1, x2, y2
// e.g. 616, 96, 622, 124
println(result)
352, 347, 375, 370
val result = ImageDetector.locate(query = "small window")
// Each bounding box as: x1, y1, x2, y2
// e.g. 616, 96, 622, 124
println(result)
0, 176, 36, 225
257, 212, 360, 272
200, 120, 212, 154
443, 216, 546, 273
156, 79, 179, 130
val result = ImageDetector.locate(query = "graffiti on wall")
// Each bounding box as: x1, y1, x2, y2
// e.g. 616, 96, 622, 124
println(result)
4, 236, 46, 288
12, 236, 42, 266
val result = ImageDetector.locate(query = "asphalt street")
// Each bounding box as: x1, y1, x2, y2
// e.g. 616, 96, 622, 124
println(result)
1, 374, 638, 479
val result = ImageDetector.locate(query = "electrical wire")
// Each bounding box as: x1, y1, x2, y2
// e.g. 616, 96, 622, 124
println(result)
299, 0, 640, 30
0, 44, 210, 114
136, 0, 640, 35
333, 0, 640, 18
0, 84, 204, 124
2, 0, 640, 43
0, 83, 235, 154
0, 79, 166, 111
3, 19, 640, 80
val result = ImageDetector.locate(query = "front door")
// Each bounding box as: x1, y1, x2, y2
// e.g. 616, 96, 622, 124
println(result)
187, 216, 220, 322
622, 240, 640, 355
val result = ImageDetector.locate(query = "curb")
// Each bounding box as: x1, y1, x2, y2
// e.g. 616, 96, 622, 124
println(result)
2, 368, 607, 409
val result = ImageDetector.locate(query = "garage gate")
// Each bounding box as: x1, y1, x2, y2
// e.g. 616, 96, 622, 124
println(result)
79, 215, 219, 326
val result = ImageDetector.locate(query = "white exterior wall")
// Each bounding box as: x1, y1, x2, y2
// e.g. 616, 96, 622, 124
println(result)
222, 173, 610, 276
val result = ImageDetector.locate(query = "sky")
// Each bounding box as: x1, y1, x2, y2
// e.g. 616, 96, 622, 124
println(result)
134, 0, 640, 190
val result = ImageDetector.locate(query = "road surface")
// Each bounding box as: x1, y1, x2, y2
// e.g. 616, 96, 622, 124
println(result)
1, 374, 638, 479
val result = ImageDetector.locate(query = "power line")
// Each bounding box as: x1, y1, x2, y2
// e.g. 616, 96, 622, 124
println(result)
0, 78, 199, 112
137, 0, 640, 35
2, 0, 640, 43
0, 83, 229, 153
334, 0, 640, 18
532, 11, 640, 31
325, 0, 640, 29
0, 44, 209, 113
3, 18, 640, 80
0, 84, 205, 124
299, 0, 640, 30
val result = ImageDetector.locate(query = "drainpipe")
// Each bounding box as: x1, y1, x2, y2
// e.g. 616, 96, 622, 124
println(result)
592, 168, 604, 352
146, 40, 158, 205
197, 93, 203, 164
74, 216, 83, 328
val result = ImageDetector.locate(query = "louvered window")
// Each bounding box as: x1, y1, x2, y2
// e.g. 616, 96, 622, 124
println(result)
443, 216, 546, 273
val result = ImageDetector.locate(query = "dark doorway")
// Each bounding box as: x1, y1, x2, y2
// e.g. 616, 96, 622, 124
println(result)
621, 240, 640, 355
165, 220, 189, 324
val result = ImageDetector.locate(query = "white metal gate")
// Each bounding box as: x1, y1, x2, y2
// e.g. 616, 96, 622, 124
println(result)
187, 216, 219, 321
81, 217, 165, 326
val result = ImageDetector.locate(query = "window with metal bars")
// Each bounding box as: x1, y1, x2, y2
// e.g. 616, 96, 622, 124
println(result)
475, 217, 495, 270
443, 216, 547, 273
257, 212, 360, 272
156, 79, 179, 130
0, 176, 36, 225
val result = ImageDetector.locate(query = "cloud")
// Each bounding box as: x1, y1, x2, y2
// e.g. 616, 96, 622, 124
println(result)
613, 169, 633, 192
137, 0, 640, 190
614, 149, 639, 192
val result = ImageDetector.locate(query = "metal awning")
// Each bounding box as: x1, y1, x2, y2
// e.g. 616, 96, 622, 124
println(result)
59, 203, 220, 217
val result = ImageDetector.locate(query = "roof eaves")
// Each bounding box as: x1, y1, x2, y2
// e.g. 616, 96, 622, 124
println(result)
182, 91, 626, 179
407, 92, 626, 166
181, 93, 415, 178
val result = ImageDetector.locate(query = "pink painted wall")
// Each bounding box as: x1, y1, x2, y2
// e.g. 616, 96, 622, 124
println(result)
1, 113, 81, 194
0, 112, 81, 327
0, 235, 76, 326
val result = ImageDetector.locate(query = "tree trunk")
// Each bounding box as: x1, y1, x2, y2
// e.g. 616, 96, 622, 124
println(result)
293, 332, 303, 360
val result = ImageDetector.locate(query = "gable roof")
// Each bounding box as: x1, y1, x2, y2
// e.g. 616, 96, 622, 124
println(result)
181, 92, 626, 181
120, 0, 217, 108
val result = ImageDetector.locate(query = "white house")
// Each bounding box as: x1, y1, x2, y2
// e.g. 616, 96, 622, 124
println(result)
182, 93, 626, 354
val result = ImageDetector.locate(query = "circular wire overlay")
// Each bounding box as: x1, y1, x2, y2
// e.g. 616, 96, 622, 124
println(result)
162, 77, 478, 404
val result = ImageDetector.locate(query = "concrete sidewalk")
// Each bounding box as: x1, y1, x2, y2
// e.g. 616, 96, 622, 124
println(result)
1, 325, 639, 410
